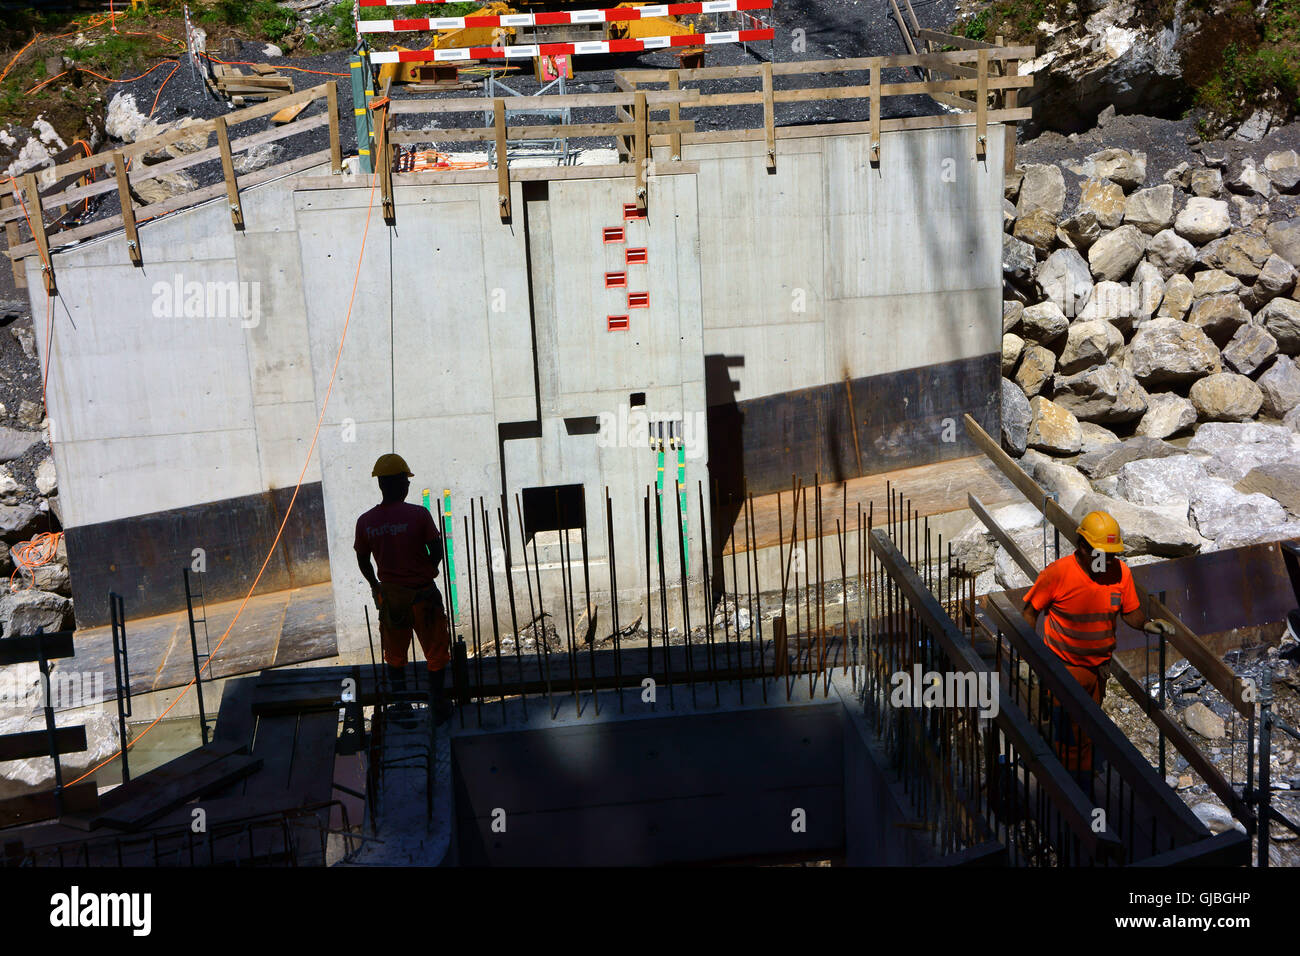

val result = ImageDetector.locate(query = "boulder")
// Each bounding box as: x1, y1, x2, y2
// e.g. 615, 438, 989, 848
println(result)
1243, 255, 1297, 310
0, 427, 41, 462
1189, 372, 1263, 421
1002, 378, 1032, 457
1088, 224, 1147, 281
1286, 404, 1300, 435
1131, 260, 1165, 317
1006, 168, 1024, 202
1060, 210, 1103, 251
1016, 163, 1066, 218
1123, 318, 1222, 385
1052, 364, 1148, 423
1183, 703, 1226, 740
1002, 333, 1025, 375
1070, 492, 1204, 556
1236, 460, 1300, 516
1027, 457, 1093, 513
1227, 158, 1274, 198
1187, 422, 1300, 482
0, 588, 71, 635
34, 457, 56, 496
133, 170, 199, 205
1196, 232, 1273, 281
1145, 229, 1196, 279
1189, 479, 1286, 540
1188, 167, 1223, 197
0, 503, 42, 541
1037, 248, 1094, 315
1079, 421, 1120, 453
1077, 436, 1184, 479
1015, 345, 1056, 398
1257, 355, 1300, 418
1003, 300, 1025, 334
1174, 198, 1231, 244
1156, 273, 1193, 318
1259, 298, 1300, 353
948, 502, 1046, 574
1191, 269, 1243, 299
1003, 233, 1038, 291
1077, 280, 1143, 326
1013, 208, 1059, 252
994, 545, 1034, 590
0, 710, 122, 790
1208, 519, 1300, 551
1266, 219, 1300, 268
1116, 455, 1210, 514
1222, 323, 1279, 376
1078, 177, 1127, 228
1027, 396, 1082, 455
1124, 184, 1175, 234
1186, 294, 1250, 344
1020, 301, 1069, 343
1263, 149, 1300, 193
1234, 109, 1278, 142
1085, 148, 1146, 191
1058, 320, 1124, 374
1136, 393, 1198, 439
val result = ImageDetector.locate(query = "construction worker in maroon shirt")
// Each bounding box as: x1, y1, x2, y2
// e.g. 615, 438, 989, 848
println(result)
355, 453, 454, 725
1021, 510, 1174, 786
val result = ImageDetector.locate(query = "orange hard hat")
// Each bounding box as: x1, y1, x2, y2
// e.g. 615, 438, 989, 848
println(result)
372, 453, 413, 478
1077, 510, 1124, 553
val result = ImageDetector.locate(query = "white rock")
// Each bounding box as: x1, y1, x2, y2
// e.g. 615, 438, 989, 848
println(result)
1174, 198, 1231, 244
1189, 479, 1286, 540
1146, 228, 1197, 279
1115, 455, 1209, 515
1188, 422, 1300, 482
1136, 393, 1198, 438
34, 457, 56, 496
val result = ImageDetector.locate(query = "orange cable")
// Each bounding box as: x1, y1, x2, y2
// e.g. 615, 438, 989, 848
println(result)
149, 61, 179, 115
66, 121, 390, 787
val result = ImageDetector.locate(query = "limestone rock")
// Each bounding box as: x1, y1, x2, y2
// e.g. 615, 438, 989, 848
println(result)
1077, 436, 1183, 479
1145, 229, 1196, 279
1259, 298, 1300, 353
1236, 460, 1300, 516
1060, 210, 1102, 251
1079, 421, 1120, 454
1190, 372, 1263, 421
1070, 491, 1204, 556
1188, 167, 1223, 198
34, 457, 55, 496
1197, 231, 1273, 281
1156, 273, 1193, 318
1228, 158, 1274, 198
1088, 224, 1147, 281
1077, 279, 1145, 327
1027, 396, 1082, 455
1015, 345, 1056, 398
233, 142, 282, 174
1184, 702, 1226, 740
949, 502, 1046, 574
1052, 364, 1148, 423
0, 503, 41, 541
1257, 355, 1300, 418
1085, 148, 1146, 191
1017, 163, 1066, 218
134, 170, 198, 205
1191, 269, 1243, 299
1123, 318, 1222, 385
1002, 378, 1032, 457
1124, 184, 1175, 234
1187, 422, 1300, 482
1005, 168, 1024, 202
0, 709, 122, 790
1003, 233, 1038, 290
0, 588, 70, 635
1027, 457, 1093, 513
1187, 294, 1250, 344
0, 427, 41, 462
1189, 479, 1286, 540
1020, 302, 1069, 343
1234, 109, 1278, 143
1286, 404, 1300, 435
1002, 333, 1025, 375
1003, 300, 1025, 334
1116, 455, 1209, 514
1014, 207, 1059, 252
1078, 177, 1126, 228
1174, 198, 1231, 244
1222, 323, 1279, 376
1266, 219, 1300, 268
1136, 393, 1198, 439
1058, 320, 1123, 374
1037, 248, 1094, 315
1264, 149, 1300, 193
1243, 254, 1297, 310
994, 546, 1034, 590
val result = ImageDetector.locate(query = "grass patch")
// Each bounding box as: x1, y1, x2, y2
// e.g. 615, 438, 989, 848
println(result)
952, 0, 1061, 44
1190, 0, 1300, 126
197, 0, 298, 43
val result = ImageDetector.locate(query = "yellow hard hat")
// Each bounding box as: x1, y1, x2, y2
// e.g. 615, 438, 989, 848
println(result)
1077, 510, 1124, 553
372, 453, 413, 478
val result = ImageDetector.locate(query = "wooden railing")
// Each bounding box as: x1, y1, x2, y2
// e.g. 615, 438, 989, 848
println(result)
3, 82, 341, 293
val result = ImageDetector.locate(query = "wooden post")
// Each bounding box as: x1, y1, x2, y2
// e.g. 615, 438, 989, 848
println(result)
975, 50, 988, 160
379, 100, 395, 223
762, 61, 775, 170
213, 118, 244, 230
22, 174, 54, 295
634, 91, 647, 210
326, 82, 342, 174
112, 154, 143, 267
494, 98, 510, 221
773, 614, 788, 677
667, 70, 682, 161
1004, 54, 1019, 175
869, 59, 881, 164
2, 194, 24, 290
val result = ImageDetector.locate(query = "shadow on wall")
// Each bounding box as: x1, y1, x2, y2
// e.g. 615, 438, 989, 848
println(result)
706, 352, 746, 605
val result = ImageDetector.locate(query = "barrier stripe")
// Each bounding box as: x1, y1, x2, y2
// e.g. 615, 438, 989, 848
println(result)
359, 0, 770, 32
367, 27, 772, 61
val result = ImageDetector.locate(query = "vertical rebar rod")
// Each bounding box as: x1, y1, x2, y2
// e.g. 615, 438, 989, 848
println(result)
480, 502, 508, 724
606, 487, 624, 713
698, 481, 718, 705
644, 490, 655, 705
466, 512, 483, 725
579, 507, 598, 716
515, 493, 547, 697
741, 482, 762, 702
674, 480, 696, 708
497, 500, 527, 720
654, 487, 675, 708
558, 492, 580, 716
726, 487, 744, 705
527, 502, 556, 720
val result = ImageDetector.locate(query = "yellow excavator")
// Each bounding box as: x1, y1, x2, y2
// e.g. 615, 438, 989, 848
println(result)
375, 0, 704, 85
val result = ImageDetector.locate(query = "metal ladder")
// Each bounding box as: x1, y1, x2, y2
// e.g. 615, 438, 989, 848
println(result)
182, 567, 215, 745
483, 71, 573, 167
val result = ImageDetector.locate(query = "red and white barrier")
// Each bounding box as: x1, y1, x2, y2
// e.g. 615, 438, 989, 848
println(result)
359, 0, 770, 32
367, 27, 773, 61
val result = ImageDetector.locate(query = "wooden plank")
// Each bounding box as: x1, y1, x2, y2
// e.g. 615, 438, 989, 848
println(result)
669, 108, 1030, 148
388, 119, 692, 145
762, 61, 775, 169
916, 28, 1002, 50
213, 118, 244, 230
114, 152, 142, 266
494, 98, 510, 220
962, 413, 1255, 719
617, 48, 1037, 82
0, 781, 97, 829
95, 754, 261, 831
1004, 58, 1019, 174
976, 50, 988, 158
1, 194, 23, 288
213, 676, 258, 749
21, 174, 54, 294
1129, 829, 1251, 867
667, 70, 682, 160
218, 74, 294, 90
0, 630, 75, 665
272, 100, 309, 124
389, 88, 700, 114
295, 160, 700, 190
251, 63, 279, 76
0, 726, 86, 761
243, 715, 300, 796
869, 60, 880, 161
326, 81, 341, 174
889, 0, 920, 57
634, 91, 647, 209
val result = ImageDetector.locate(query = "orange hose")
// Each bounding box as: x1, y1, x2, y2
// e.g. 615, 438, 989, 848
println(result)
10, 532, 63, 593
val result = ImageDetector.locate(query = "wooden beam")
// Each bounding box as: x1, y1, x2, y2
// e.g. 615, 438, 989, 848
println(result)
869, 60, 881, 163
1, 194, 24, 289
667, 70, 682, 160
113, 153, 143, 266
634, 90, 647, 210
888, 0, 920, 57
0, 630, 75, 665
388, 88, 699, 114
388, 119, 693, 145
976, 50, 988, 159
21, 174, 54, 295
326, 80, 341, 174
1004, 57, 1020, 175
0, 726, 86, 762
916, 28, 1003, 50
494, 98, 510, 220
296, 160, 700, 189
0, 781, 97, 829
762, 61, 775, 169
213, 118, 244, 230
617, 48, 1037, 82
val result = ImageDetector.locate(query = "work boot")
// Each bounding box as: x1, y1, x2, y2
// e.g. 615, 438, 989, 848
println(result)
429, 668, 454, 726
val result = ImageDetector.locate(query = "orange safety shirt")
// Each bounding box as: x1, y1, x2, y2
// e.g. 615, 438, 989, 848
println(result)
1024, 553, 1140, 668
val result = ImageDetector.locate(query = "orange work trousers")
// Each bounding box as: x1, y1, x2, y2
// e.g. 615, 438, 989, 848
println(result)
377, 582, 450, 672
1051, 662, 1105, 778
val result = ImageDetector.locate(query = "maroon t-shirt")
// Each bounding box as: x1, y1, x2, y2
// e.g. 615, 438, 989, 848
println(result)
354, 501, 441, 587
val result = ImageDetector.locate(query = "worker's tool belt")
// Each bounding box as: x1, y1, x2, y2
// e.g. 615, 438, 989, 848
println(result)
378, 582, 441, 630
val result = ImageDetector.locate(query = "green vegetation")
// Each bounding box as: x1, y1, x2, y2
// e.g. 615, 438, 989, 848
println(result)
1192, 0, 1300, 125
953, 0, 1060, 44
197, 0, 298, 43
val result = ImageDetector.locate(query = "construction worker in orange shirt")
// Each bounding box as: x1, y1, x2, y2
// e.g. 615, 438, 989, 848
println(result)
1021, 510, 1174, 786
355, 453, 454, 725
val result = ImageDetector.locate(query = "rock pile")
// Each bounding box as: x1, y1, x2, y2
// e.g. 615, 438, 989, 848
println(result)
989, 145, 1300, 589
